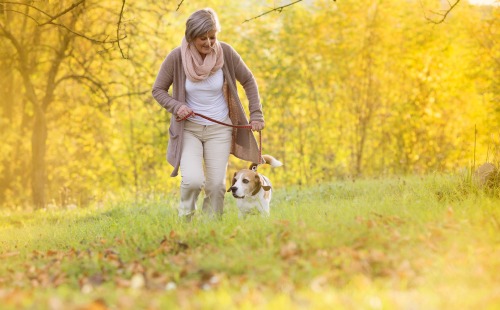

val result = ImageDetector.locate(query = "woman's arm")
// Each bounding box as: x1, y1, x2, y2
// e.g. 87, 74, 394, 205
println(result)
152, 49, 184, 116
230, 48, 265, 125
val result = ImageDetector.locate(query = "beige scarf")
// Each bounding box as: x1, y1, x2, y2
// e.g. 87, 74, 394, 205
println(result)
181, 37, 224, 82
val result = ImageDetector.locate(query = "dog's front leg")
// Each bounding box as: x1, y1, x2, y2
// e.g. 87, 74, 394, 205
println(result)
238, 210, 246, 219
256, 201, 270, 217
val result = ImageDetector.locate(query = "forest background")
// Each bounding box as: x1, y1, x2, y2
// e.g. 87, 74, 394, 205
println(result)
0, 0, 498, 209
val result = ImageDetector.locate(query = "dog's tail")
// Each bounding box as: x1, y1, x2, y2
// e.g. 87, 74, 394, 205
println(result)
249, 155, 283, 170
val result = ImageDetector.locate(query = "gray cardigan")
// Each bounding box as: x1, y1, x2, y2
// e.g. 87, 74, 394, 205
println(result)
152, 42, 264, 177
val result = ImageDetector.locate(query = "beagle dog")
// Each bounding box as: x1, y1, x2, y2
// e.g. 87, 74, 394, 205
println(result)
227, 155, 283, 217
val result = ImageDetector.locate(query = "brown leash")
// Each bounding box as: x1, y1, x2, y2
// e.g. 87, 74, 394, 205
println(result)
176, 111, 262, 164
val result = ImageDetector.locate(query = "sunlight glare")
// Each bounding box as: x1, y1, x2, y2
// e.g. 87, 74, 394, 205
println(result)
468, 0, 499, 6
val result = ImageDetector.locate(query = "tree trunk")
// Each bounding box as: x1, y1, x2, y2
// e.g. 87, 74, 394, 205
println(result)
0, 63, 13, 204
31, 105, 47, 208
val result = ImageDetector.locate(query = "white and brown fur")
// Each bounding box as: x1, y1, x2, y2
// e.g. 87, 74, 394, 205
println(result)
227, 155, 283, 218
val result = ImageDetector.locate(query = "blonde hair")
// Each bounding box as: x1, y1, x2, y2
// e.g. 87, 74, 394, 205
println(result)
185, 8, 221, 43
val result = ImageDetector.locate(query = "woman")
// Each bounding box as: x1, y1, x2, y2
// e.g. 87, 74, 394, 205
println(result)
152, 8, 265, 221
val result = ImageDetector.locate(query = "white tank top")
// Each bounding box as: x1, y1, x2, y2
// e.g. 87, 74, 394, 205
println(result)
185, 69, 228, 125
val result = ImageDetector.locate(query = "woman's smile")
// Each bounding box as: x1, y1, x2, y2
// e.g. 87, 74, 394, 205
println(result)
194, 29, 217, 58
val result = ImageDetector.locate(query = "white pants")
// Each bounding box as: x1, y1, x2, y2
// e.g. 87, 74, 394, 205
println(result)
179, 117, 232, 219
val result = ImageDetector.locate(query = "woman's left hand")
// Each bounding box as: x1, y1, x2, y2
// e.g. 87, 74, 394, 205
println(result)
250, 120, 265, 131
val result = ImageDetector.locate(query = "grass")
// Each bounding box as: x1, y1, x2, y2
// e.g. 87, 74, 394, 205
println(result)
0, 174, 499, 309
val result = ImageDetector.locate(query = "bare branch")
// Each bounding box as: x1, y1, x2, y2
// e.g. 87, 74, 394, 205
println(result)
176, 0, 184, 12
44, 21, 124, 44
56, 75, 150, 107
117, 0, 127, 59
2, 9, 41, 25
110, 90, 150, 101
0, 1, 52, 18
39, 0, 85, 26
1, 1, 128, 49
56, 74, 112, 106
0, 23, 39, 106
244, 0, 304, 23
423, 0, 461, 24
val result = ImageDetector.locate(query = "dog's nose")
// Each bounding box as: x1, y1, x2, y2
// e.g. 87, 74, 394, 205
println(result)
230, 186, 237, 192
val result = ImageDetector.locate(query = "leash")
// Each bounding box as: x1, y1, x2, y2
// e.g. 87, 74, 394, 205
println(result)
176, 111, 262, 164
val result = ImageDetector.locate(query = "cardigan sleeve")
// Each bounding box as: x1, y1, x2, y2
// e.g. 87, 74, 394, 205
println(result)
152, 49, 184, 115
230, 47, 264, 123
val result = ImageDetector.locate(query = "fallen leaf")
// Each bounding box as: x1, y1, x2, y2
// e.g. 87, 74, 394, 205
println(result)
280, 241, 300, 260
169, 230, 177, 239
78, 298, 108, 310
46, 250, 58, 257
310, 275, 328, 292
130, 273, 145, 289
0, 251, 19, 258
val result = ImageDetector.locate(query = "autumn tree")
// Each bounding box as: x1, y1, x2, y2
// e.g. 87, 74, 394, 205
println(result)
0, 0, 497, 208
0, 1, 126, 208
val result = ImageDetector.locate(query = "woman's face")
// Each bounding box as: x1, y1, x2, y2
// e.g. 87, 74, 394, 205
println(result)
193, 29, 217, 58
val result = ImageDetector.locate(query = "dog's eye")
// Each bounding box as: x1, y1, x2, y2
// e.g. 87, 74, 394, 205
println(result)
243, 179, 249, 184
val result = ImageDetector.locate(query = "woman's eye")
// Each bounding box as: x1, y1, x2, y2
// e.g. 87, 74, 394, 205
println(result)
243, 179, 249, 184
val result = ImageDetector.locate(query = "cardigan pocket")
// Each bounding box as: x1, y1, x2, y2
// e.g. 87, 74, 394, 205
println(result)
166, 126, 180, 164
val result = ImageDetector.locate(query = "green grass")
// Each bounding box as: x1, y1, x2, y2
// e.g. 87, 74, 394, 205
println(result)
0, 174, 499, 309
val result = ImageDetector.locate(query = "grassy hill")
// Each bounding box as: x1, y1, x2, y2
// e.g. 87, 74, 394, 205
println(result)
0, 174, 499, 309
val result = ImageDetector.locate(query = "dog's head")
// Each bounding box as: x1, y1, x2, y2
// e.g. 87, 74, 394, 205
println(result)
227, 169, 271, 199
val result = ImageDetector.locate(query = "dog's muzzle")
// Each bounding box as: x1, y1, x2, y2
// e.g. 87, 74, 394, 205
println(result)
228, 186, 244, 199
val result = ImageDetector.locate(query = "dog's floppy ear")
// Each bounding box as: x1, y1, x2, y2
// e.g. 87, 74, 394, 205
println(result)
251, 174, 272, 195
260, 175, 271, 191
251, 174, 262, 196
227, 172, 237, 192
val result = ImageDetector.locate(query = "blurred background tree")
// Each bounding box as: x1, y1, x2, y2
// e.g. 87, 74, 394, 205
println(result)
0, 0, 498, 208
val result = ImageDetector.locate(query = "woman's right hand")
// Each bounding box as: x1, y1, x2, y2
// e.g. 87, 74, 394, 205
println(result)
176, 105, 193, 120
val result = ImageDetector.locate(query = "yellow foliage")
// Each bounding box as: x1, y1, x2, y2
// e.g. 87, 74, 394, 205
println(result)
0, 0, 498, 207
